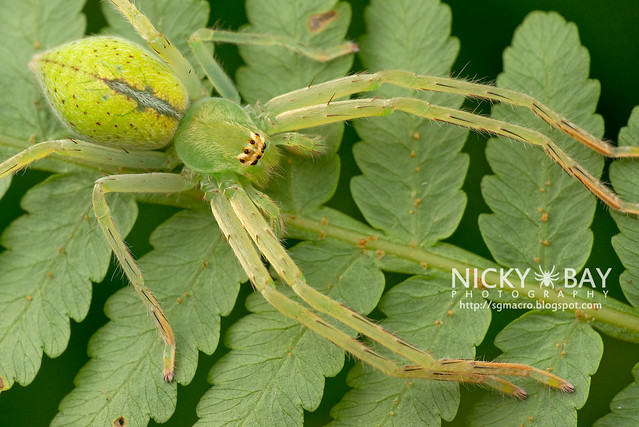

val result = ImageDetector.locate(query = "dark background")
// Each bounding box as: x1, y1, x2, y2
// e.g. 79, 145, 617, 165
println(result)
0, 0, 638, 425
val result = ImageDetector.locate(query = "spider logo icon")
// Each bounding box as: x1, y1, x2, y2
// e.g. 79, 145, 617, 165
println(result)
535, 265, 560, 289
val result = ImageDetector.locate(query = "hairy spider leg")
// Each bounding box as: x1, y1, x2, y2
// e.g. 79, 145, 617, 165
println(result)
188, 28, 358, 102
265, 70, 637, 160
213, 174, 574, 396
108, 0, 205, 101
0, 139, 172, 179
92, 172, 197, 381
266, 96, 639, 215
109, 0, 357, 104
202, 176, 547, 398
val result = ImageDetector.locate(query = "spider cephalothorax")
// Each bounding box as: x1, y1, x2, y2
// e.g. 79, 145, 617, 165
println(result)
174, 97, 280, 184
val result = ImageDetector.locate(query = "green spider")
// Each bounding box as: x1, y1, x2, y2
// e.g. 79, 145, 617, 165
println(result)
9, 0, 630, 399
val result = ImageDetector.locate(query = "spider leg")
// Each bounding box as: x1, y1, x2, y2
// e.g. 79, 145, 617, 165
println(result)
108, 0, 205, 100
92, 172, 196, 381
270, 132, 329, 156
266, 97, 639, 215
0, 139, 172, 179
201, 176, 543, 397
187, 28, 357, 103
264, 70, 639, 160
211, 174, 574, 394
110, 1, 356, 102
112, 0, 358, 105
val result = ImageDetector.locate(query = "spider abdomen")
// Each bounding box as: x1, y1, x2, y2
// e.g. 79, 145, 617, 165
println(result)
30, 36, 189, 150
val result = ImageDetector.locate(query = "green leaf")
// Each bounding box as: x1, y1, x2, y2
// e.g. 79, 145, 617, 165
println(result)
197, 240, 384, 425
479, 11, 603, 273
0, 173, 136, 391
352, 0, 468, 247
594, 362, 639, 426
610, 107, 639, 309
53, 210, 245, 426
330, 273, 490, 426
470, 312, 603, 425
266, 155, 340, 213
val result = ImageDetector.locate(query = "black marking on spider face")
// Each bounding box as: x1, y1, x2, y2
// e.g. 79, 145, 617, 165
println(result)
103, 78, 182, 120
238, 132, 267, 166
114, 417, 126, 427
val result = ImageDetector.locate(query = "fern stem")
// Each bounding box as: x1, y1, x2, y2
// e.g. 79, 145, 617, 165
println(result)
285, 212, 639, 337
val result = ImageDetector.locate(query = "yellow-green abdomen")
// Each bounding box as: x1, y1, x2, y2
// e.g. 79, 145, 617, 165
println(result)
31, 36, 189, 150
